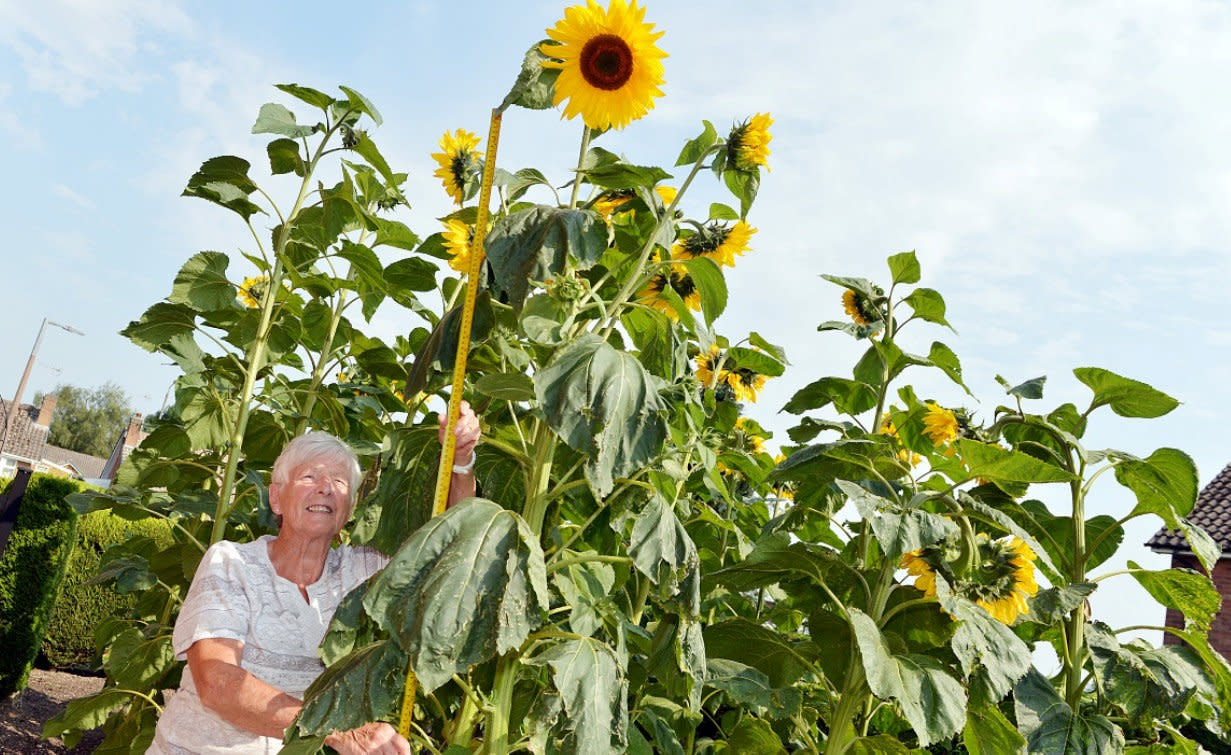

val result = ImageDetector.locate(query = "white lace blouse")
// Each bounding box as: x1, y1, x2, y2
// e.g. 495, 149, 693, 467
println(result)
148, 535, 388, 754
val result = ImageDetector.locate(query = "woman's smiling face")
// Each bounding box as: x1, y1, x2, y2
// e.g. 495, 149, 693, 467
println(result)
270, 458, 354, 539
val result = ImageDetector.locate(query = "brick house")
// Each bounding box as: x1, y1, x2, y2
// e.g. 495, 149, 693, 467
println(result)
0, 394, 58, 477
1, 394, 147, 485
1146, 463, 1231, 654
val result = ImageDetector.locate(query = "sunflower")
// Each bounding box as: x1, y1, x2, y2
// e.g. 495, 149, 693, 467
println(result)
675, 221, 756, 268
638, 261, 700, 318
594, 189, 636, 222
970, 537, 1039, 625
236, 275, 269, 308
431, 129, 483, 206
735, 417, 766, 455
695, 345, 770, 403
654, 184, 677, 207
901, 550, 939, 598
541, 0, 667, 131
442, 219, 475, 274
727, 112, 773, 172
922, 402, 960, 447
840, 289, 880, 326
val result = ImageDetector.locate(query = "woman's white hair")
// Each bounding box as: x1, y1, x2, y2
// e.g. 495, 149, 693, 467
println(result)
271, 431, 363, 503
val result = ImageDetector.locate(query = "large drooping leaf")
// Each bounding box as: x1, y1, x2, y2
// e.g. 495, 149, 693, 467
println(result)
251, 102, 317, 138
292, 640, 407, 737
1074, 367, 1179, 418
1014, 668, 1125, 753
838, 481, 958, 561
529, 637, 628, 755
121, 302, 198, 353
848, 609, 966, 746
1087, 623, 1202, 723
937, 591, 1032, 701
170, 251, 236, 312
956, 440, 1077, 484
485, 205, 606, 311
628, 496, 699, 613
535, 334, 667, 497
703, 618, 818, 688
182, 155, 264, 219
501, 40, 561, 111
963, 703, 1026, 755
705, 659, 803, 720
552, 557, 615, 638
723, 716, 785, 755
708, 533, 843, 593
43, 690, 131, 743
362, 499, 548, 691
1128, 561, 1220, 631
1115, 448, 1199, 522
782, 376, 877, 415
349, 426, 438, 555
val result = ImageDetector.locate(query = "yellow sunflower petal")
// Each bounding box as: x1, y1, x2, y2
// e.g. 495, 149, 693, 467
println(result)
541, 0, 667, 131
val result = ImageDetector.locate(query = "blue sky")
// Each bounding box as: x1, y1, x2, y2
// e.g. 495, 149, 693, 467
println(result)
2, 0, 1229, 647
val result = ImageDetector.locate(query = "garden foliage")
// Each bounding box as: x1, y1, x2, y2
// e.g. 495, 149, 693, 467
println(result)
44, 4, 1231, 752
0, 474, 82, 697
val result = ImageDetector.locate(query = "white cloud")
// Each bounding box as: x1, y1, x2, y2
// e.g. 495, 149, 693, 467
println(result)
0, 0, 193, 105
51, 183, 95, 210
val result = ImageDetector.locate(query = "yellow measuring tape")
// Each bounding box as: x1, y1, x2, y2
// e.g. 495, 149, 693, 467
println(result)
398, 107, 503, 741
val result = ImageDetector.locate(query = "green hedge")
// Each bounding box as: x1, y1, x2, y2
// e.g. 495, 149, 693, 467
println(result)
0, 473, 82, 697
41, 510, 174, 671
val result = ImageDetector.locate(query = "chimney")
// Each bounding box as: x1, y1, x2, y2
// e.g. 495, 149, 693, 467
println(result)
37, 394, 57, 427
124, 413, 144, 448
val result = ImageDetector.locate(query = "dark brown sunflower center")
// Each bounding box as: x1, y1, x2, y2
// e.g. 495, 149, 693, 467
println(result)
580, 34, 634, 91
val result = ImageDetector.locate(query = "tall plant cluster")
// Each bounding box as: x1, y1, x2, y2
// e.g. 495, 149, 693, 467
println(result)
47, 1, 1229, 753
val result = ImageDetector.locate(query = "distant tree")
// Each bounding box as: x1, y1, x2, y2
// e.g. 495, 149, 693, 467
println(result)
37, 382, 132, 458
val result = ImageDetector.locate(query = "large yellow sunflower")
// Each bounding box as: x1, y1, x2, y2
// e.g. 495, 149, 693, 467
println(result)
442, 219, 475, 274
431, 129, 483, 206
972, 537, 1039, 625
675, 221, 756, 268
236, 275, 269, 309
638, 262, 700, 319
541, 0, 667, 131
728, 112, 773, 172
922, 402, 960, 447
901, 550, 939, 598
695, 345, 770, 403
842, 289, 882, 326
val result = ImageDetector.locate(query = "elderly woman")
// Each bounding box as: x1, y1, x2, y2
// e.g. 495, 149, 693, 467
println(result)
148, 404, 480, 755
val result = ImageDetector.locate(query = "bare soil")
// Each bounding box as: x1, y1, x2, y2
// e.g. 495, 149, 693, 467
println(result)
0, 669, 105, 754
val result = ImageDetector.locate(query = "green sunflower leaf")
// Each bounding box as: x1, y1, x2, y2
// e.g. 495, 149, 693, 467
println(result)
485, 205, 607, 312
676, 120, 719, 167
1087, 623, 1203, 723
703, 618, 818, 688
528, 637, 628, 755
121, 302, 198, 352
709, 202, 739, 221
1074, 367, 1179, 418
727, 345, 785, 377
628, 496, 700, 614
705, 659, 803, 720
937, 592, 1033, 701
169, 251, 235, 312
474, 372, 536, 402
292, 640, 407, 737
383, 256, 438, 296
724, 716, 786, 754
902, 287, 952, 330
274, 83, 335, 110
1127, 561, 1220, 630
267, 138, 305, 176
848, 735, 911, 755
350, 131, 398, 188
363, 499, 548, 692
724, 166, 759, 218
501, 40, 561, 111
963, 703, 1027, 755
782, 376, 877, 416
997, 374, 1047, 400
679, 257, 726, 326
1115, 447, 1199, 522
927, 341, 971, 394
1014, 668, 1125, 753
848, 609, 966, 746
182, 155, 264, 219
582, 146, 672, 190
956, 439, 1077, 484
887, 250, 921, 284
821, 274, 880, 299
622, 307, 687, 380
337, 85, 382, 126
535, 334, 667, 497
252, 102, 316, 138
838, 481, 959, 561
349, 426, 439, 555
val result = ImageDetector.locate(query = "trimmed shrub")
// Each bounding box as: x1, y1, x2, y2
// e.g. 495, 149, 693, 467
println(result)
41, 510, 174, 671
0, 473, 81, 697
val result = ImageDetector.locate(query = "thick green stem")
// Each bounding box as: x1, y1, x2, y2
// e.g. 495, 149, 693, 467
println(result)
1064, 469, 1088, 708
522, 420, 558, 535
448, 692, 482, 748
484, 653, 518, 755
568, 125, 592, 209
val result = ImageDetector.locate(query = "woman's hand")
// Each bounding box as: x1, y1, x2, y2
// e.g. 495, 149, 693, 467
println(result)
438, 399, 481, 468
324, 722, 410, 755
